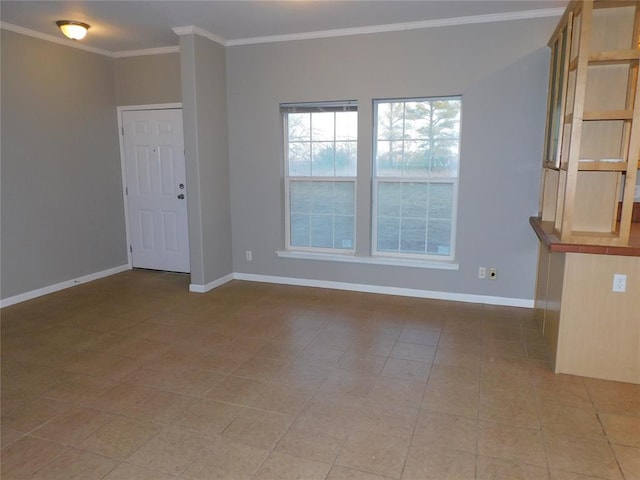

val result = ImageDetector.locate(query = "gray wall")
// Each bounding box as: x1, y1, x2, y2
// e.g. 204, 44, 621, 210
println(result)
226, 17, 557, 301
180, 34, 233, 286
114, 53, 181, 106
1, 30, 126, 299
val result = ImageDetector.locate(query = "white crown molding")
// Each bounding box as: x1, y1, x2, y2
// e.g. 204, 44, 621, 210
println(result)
113, 46, 180, 58
172, 25, 226, 46
226, 7, 565, 46
0, 21, 114, 56
3, 7, 563, 57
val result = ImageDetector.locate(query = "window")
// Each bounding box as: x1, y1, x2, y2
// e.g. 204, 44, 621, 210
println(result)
282, 102, 358, 252
373, 97, 461, 260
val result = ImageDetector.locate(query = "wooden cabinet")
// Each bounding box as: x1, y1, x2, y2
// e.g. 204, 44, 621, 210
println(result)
533, 0, 640, 384
540, 0, 640, 246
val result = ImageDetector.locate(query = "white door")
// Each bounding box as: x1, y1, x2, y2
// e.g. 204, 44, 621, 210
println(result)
122, 109, 190, 273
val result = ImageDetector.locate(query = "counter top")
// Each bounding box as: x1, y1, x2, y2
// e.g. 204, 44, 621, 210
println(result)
530, 217, 640, 257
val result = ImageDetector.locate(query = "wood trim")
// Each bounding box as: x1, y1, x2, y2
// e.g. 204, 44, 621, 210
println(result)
530, 216, 640, 255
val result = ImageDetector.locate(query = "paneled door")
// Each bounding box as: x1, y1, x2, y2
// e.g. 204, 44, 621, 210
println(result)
122, 109, 190, 273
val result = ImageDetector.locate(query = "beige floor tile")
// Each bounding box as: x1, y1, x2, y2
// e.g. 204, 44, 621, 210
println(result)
275, 423, 344, 464
326, 465, 393, 480
271, 363, 330, 390
478, 422, 546, 466
599, 413, 640, 447
250, 382, 315, 415
402, 445, 476, 480
390, 342, 436, 363
191, 351, 251, 374
398, 327, 441, 346
366, 376, 426, 409
41, 374, 112, 405
428, 363, 480, 390
127, 426, 208, 475
1, 396, 70, 433
124, 390, 194, 424
611, 443, 640, 480
531, 373, 593, 410
232, 356, 289, 381
102, 462, 177, 480
338, 352, 388, 376
413, 411, 479, 453
422, 383, 479, 419
317, 369, 378, 398
31, 448, 117, 480
31, 405, 115, 445
336, 429, 410, 478
222, 408, 294, 450
544, 433, 622, 480
549, 470, 617, 479
1, 427, 23, 448
476, 455, 550, 479
253, 452, 331, 480
4, 272, 640, 480
182, 437, 269, 480
171, 398, 245, 436
84, 382, 155, 412
205, 375, 266, 405
352, 402, 419, 439
381, 358, 431, 382
77, 415, 160, 459
1, 435, 67, 478
479, 391, 539, 429
585, 378, 640, 417
538, 402, 604, 439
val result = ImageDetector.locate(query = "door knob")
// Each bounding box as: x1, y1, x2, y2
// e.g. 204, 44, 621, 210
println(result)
177, 194, 185, 199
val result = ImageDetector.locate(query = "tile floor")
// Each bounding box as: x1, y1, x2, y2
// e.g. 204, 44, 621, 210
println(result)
1, 270, 638, 479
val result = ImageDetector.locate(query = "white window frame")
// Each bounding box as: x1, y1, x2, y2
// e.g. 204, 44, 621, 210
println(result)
372, 96, 461, 262
282, 101, 358, 254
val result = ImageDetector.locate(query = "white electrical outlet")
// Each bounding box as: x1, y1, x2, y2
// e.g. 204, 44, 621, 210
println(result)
489, 268, 497, 280
478, 267, 486, 279
246, 250, 252, 261
612, 274, 626, 292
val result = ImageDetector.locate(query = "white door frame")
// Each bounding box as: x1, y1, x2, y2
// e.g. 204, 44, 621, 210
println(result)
117, 103, 184, 269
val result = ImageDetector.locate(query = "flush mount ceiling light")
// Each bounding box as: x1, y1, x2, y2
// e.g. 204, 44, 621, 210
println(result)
56, 20, 90, 40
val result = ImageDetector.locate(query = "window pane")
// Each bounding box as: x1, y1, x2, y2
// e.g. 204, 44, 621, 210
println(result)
311, 142, 335, 176
374, 96, 460, 259
311, 112, 335, 141
402, 183, 428, 218
334, 215, 354, 249
290, 181, 310, 213
428, 183, 453, 218
289, 142, 311, 176
290, 214, 310, 247
400, 218, 427, 253
427, 219, 451, 256
288, 113, 310, 141
378, 183, 402, 217
336, 112, 358, 141
285, 103, 357, 252
377, 217, 400, 252
289, 180, 354, 250
402, 140, 429, 177
335, 141, 357, 176
404, 101, 429, 139
308, 182, 333, 214
310, 215, 333, 248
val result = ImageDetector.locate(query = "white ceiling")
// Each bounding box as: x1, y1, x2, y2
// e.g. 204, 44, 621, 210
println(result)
1, 0, 567, 55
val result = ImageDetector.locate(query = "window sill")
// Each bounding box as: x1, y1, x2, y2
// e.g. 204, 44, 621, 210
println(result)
276, 250, 459, 270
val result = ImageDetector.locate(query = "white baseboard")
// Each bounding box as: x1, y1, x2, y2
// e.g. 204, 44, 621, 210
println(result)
189, 273, 235, 293
0, 264, 131, 308
233, 272, 534, 308
2, 267, 533, 309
